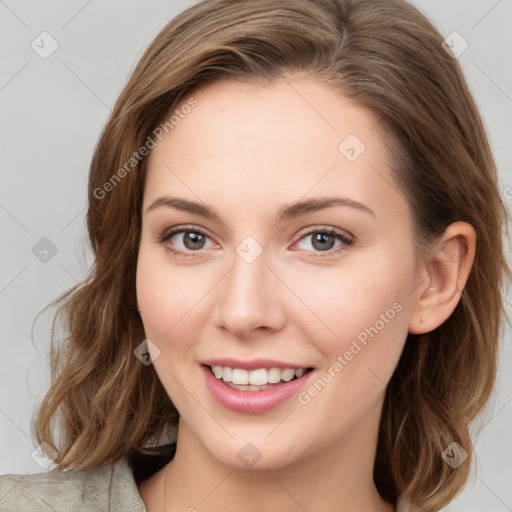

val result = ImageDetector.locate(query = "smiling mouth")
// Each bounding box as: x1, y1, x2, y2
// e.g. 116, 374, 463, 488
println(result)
205, 364, 314, 391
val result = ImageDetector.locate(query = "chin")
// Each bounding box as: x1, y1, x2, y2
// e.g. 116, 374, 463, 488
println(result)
200, 434, 305, 471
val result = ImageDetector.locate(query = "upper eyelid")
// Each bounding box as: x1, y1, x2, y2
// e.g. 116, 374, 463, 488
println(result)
296, 225, 354, 240
161, 224, 217, 242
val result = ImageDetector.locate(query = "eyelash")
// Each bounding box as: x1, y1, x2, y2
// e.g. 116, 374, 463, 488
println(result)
157, 225, 354, 259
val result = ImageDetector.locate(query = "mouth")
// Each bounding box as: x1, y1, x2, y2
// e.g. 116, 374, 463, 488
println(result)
200, 360, 315, 414
204, 364, 315, 391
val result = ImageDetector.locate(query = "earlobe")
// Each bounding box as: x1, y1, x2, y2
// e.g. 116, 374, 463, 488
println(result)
408, 222, 476, 335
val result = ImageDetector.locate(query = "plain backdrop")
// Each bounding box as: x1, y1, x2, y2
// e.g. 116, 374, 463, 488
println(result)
1, 1, 511, 510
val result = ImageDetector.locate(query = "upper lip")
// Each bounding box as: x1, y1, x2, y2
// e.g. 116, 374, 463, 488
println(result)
201, 358, 312, 371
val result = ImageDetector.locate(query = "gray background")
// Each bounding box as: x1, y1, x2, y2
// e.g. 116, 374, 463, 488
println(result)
1, 1, 511, 510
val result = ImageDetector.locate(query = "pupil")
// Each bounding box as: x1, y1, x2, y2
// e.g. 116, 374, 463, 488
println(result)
185, 232, 204, 250
312, 233, 334, 251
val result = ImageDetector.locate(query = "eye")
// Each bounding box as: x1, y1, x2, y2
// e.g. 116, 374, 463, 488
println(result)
157, 225, 354, 259
158, 225, 217, 257
293, 227, 354, 257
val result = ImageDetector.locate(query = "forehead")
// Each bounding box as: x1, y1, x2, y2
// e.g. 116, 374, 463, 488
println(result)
169, 77, 380, 154
143, 77, 408, 225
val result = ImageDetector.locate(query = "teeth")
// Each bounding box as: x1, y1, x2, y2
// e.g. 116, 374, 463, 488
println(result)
210, 365, 309, 386
231, 368, 249, 385
249, 368, 267, 385
267, 368, 281, 383
228, 382, 274, 391
281, 369, 295, 382
222, 367, 232, 383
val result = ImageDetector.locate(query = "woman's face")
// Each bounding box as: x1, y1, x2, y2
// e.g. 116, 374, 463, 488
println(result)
136, 77, 420, 470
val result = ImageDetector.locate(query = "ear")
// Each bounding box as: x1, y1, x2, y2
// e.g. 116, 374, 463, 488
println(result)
408, 221, 476, 334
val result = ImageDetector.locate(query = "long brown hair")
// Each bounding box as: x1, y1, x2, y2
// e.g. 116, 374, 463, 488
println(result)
33, 0, 510, 510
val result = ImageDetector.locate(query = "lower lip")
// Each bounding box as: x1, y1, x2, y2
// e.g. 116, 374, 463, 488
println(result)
202, 365, 313, 414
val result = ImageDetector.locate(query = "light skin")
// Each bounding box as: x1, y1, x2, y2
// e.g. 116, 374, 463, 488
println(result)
135, 76, 476, 511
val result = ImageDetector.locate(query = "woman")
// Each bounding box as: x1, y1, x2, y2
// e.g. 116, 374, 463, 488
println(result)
1, 0, 509, 510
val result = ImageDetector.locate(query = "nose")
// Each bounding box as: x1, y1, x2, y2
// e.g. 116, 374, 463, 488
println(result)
212, 248, 286, 339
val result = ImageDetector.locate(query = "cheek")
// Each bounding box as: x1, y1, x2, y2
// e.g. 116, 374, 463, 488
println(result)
288, 257, 413, 356
135, 249, 206, 405
135, 246, 216, 347
292, 257, 414, 415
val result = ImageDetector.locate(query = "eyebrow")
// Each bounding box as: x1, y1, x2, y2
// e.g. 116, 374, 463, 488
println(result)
146, 195, 375, 221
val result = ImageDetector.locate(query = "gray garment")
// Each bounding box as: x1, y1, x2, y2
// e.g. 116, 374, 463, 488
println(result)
0, 456, 146, 511
1, 457, 413, 511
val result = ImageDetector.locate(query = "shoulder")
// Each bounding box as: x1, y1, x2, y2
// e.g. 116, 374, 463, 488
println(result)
0, 456, 146, 512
